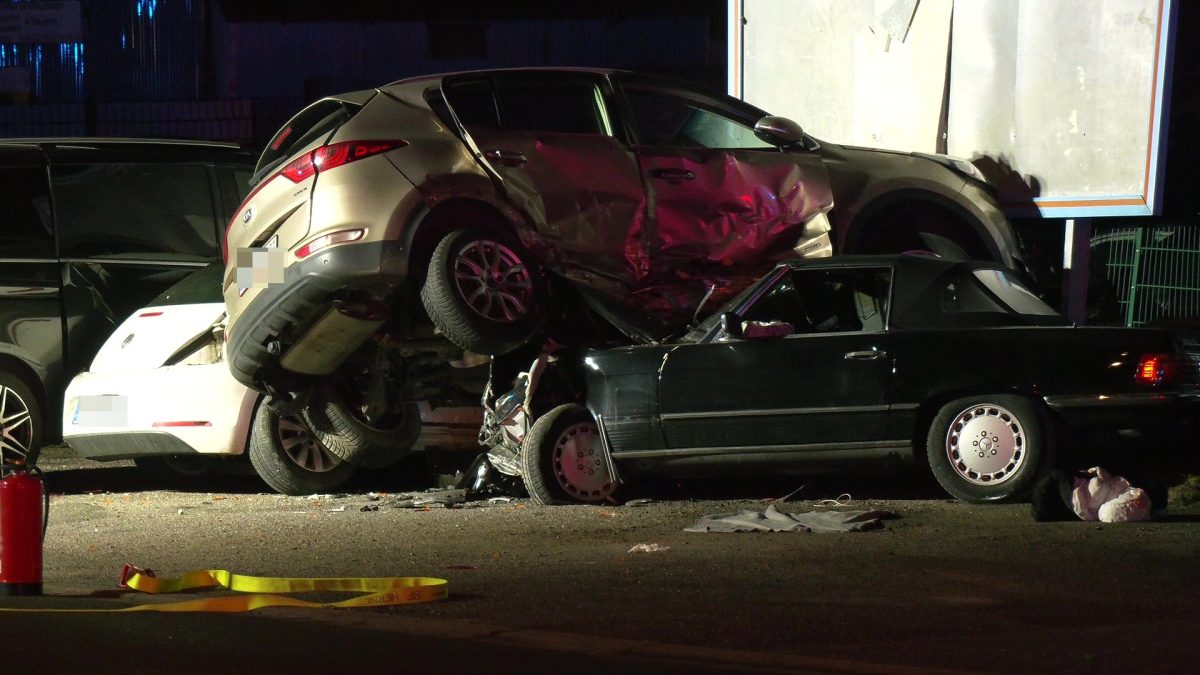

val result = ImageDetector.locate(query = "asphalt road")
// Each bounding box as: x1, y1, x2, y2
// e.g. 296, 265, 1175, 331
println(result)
3, 446, 1199, 674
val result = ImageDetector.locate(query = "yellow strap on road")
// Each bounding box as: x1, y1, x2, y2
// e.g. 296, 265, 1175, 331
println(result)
0, 566, 448, 613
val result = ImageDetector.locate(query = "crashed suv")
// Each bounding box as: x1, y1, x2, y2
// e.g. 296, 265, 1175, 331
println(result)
222, 68, 1021, 464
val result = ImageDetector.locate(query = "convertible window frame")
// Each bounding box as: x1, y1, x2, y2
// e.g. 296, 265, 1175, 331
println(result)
689, 262, 896, 344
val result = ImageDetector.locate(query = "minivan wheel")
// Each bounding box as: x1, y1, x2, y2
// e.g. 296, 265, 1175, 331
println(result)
250, 397, 353, 496
521, 403, 618, 505
421, 229, 547, 356
926, 395, 1049, 504
0, 371, 39, 467
301, 379, 422, 466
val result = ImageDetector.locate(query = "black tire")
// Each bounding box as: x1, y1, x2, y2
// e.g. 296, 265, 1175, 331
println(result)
926, 395, 1051, 503
249, 397, 353, 495
521, 403, 618, 505
420, 228, 547, 356
301, 382, 422, 466
0, 370, 40, 468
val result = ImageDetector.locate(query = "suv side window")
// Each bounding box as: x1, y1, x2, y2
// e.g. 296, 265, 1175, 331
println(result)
624, 89, 774, 149
52, 163, 219, 259
494, 75, 608, 135
0, 167, 54, 258
442, 77, 500, 128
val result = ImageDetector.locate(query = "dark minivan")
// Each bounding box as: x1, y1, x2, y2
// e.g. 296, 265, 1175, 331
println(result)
0, 138, 253, 460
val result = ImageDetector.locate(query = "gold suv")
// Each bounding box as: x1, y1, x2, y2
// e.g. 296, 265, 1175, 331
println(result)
222, 68, 1021, 464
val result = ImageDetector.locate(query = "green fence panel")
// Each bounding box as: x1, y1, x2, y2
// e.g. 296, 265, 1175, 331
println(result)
1093, 225, 1200, 327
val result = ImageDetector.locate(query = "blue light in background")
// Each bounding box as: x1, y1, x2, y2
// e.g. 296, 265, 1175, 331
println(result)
136, 0, 159, 20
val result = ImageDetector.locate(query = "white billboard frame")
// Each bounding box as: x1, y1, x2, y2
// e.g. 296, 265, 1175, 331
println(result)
728, 0, 1179, 219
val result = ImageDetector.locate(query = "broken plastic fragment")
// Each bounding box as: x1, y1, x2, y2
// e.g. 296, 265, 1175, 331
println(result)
627, 543, 670, 553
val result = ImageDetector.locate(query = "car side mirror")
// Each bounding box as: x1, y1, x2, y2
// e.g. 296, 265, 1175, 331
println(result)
754, 116, 806, 147
720, 312, 743, 339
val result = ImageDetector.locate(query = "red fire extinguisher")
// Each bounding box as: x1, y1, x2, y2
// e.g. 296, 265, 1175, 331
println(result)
0, 460, 45, 596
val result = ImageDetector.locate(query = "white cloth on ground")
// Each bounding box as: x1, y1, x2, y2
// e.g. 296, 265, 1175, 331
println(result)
683, 504, 894, 533
1070, 466, 1151, 523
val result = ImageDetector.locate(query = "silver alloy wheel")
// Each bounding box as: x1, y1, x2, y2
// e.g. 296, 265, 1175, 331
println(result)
944, 403, 1025, 485
452, 239, 533, 322
277, 414, 342, 473
550, 421, 616, 503
0, 384, 34, 462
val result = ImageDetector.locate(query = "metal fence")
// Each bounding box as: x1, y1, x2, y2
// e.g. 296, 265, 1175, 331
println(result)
1093, 224, 1200, 326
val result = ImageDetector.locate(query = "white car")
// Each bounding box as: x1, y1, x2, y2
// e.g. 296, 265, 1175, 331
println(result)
61, 265, 363, 495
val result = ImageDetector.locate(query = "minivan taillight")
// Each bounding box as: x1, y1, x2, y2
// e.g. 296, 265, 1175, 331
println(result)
1134, 354, 1176, 386
222, 139, 406, 262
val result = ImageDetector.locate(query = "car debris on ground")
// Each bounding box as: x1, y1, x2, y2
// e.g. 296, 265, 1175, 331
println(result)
683, 504, 897, 533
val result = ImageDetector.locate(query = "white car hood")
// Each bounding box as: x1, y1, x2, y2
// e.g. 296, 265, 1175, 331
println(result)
89, 302, 226, 374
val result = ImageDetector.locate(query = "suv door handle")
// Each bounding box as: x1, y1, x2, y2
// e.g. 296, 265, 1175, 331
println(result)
649, 168, 695, 181
484, 149, 528, 167
844, 348, 887, 360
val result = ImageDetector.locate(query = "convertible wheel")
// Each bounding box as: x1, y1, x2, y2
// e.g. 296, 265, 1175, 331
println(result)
926, 395, 1049, 503
420, 228, 546, 356
250, 397, 353, 495
521, 403, 618, 505
0, 371, 40, 468
301, 379, 422, 467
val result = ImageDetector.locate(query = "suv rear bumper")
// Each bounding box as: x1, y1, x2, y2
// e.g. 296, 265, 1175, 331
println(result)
226, 240, 407, 392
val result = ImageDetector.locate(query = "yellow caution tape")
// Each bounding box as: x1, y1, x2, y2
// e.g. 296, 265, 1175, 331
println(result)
0, 565, 448, 613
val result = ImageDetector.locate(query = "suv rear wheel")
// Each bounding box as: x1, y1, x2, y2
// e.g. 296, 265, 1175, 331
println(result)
301, 366, 422, 466
420, 229, 547, 356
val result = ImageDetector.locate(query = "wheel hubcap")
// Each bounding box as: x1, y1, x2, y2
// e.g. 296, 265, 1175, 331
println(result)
452, 239, 533, 323
945, 404, 1025, 485
278, 415, 341, 473
551, 421, 616, 503
0, 385, 33, 463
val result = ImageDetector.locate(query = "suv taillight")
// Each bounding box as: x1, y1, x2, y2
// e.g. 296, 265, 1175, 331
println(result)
280, 140, 407, 183
222, 139, 406, 262
1134, 354, 1177, 386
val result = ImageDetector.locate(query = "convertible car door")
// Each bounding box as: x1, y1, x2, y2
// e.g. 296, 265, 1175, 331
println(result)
657, 266, 893, 453
443, 72, 647, 298
614, 75, 834, 305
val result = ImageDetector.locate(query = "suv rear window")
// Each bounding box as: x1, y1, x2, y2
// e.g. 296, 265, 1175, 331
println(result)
254, 99, 360, 183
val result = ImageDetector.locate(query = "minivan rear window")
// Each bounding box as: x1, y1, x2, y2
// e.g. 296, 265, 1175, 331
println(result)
53, 163, 218, 259
254, 99, 361, 184
0, 167, 54, 258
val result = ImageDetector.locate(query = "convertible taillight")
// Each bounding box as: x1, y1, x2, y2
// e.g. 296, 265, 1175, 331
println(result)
1134, 354, 1176, 386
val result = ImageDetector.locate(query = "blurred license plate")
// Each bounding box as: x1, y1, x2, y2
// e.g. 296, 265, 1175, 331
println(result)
73, 395, 129, 427
236, 235, 284, 291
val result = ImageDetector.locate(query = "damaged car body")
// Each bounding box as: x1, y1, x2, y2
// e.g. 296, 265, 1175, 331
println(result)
222, 68, 1022, 465
492, 255, 1199, 505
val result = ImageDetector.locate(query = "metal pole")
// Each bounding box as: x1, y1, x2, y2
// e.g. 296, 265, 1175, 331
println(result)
1125, 227, 1145, 326
1062, 218, 1092, 324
